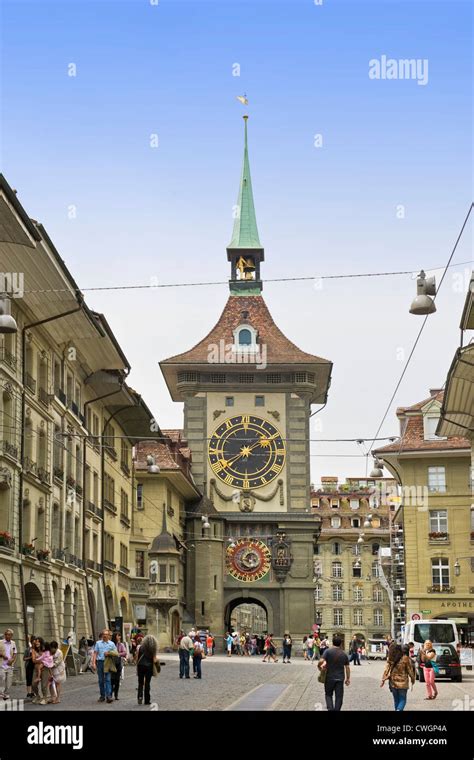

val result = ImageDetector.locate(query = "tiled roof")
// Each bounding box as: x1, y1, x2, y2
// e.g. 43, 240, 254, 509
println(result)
374, 390, 470, 454
161, 295, 331, 366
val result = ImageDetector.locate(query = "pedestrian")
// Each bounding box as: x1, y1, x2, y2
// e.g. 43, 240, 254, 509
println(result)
206, 631, 213, 657
193, 636, 204, 679
282, 633, 292, 663
312, 636, 321, 662
179, 631, 193, 678
111, 632, 127, 700
318, 635, 350, 712
349, 635, 361, 666
418, 640, 438, 701
262, 633, 277, 662
381, 643, 415, 711
91, 629, 116, 704
0, 628, 17, 701
302, 635, 308, 660
305, 634, 314, 661
225, 631, 233, 657
49, 641, 66, 704
136, 634, 160, 705
33, 641, 54, 705
23, 634, 36, 699
319, 637, 329, 657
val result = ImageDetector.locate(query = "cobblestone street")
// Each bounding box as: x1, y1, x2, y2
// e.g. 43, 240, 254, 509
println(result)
7, 656, 473, 712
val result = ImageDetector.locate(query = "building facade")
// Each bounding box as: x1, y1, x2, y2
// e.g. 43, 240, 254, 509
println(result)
0, 176, 157, 660
374, 389, 473, 634
310, 476, 394, 647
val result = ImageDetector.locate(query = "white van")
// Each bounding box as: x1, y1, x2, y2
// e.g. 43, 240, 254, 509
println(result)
402, 620, 458, 654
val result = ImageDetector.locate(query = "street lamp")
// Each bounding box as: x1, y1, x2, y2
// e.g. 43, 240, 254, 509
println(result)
0, 294, 18, 334
146, 454, 160, 474
370, 458, 384, 478
454, 556, 472, 577
409, 270, 437, 315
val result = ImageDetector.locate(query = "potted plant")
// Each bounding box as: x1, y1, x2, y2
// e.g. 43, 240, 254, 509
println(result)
0, 531, 14, 548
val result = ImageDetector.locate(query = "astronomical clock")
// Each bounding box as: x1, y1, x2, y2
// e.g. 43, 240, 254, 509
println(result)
226, 538, 272, 583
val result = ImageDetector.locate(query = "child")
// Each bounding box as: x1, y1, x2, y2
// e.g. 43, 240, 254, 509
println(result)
49, 641, 66, 704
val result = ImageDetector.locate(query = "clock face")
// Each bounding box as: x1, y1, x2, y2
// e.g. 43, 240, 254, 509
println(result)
208, 414, 286, 490
226, 539, 272, 582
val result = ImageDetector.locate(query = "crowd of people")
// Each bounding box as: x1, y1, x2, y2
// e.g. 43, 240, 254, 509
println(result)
0, 624, 449, 711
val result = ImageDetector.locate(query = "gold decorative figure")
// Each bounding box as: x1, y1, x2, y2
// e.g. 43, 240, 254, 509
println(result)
236, 256, 255, 280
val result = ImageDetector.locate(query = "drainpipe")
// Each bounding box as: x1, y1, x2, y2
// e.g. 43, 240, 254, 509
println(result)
18, 305, 83, 649
82, 379, 124, 639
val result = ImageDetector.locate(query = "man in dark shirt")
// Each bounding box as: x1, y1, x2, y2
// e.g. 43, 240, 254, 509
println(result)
318, 636, 350, 711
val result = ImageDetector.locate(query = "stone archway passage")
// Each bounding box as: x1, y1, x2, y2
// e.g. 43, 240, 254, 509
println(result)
0, 580, 14, 632
24, 582, 44, 637
224, 596, 269, 635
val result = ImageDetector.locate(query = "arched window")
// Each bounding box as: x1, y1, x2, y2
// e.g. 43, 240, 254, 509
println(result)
238, 329, 252, 346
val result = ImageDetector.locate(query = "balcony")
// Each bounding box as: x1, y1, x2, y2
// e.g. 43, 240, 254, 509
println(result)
2, 440, 18, 460
0, 532, 15, 553
37, 467, 50, 486
0, 347, 17, 370
66, 554, 84, 569
24, 457, 38, 477
25, 373, 36, 394
55, 388, 67, 405
38, 387, 50, 408
86, 501, 103, 520
104, 499, 117, 514
148, 582, 179, 603
105, 446, 117, 461
427, 584, 455, 593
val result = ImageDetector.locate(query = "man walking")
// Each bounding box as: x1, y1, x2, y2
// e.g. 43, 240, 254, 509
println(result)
91, 629, 116, 703
179, 631, 193, 679
318, 636, 350, 711
349, 635, 361, 666
0, 629, 17, 700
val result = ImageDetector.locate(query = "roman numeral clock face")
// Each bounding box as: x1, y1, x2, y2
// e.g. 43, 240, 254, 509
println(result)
208, 414, 286, 489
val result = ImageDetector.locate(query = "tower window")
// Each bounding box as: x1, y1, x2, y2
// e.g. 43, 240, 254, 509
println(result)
255, 395, 264, 407
238, 329, 252, 346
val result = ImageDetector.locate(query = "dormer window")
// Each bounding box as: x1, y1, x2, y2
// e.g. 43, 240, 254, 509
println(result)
424, 414, 445, 440
232, 323, 258, 350
238, 329, 252, 346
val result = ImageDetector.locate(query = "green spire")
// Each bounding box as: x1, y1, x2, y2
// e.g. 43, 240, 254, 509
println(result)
228, 116, 262, 250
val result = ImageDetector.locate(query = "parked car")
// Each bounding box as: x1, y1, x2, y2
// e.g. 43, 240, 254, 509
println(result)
416, 644, 462, 683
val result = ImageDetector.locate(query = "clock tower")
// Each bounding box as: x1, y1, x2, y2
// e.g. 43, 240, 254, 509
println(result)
160, 117, 333, 642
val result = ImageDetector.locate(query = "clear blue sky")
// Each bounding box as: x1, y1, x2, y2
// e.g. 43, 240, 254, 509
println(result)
1, 0, 472, 480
